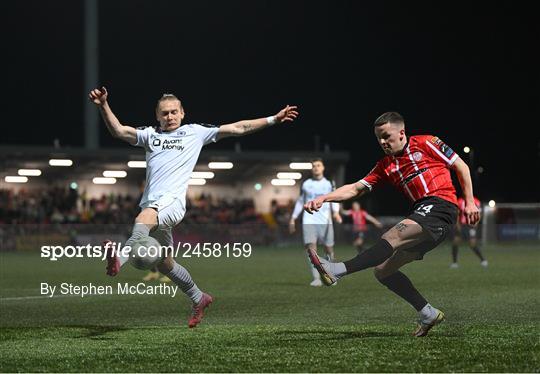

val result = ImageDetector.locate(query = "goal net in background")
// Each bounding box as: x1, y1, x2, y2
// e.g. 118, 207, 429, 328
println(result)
482, 203, 540, 245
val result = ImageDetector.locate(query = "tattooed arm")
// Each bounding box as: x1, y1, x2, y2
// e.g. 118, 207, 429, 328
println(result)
216, 105, 298, 140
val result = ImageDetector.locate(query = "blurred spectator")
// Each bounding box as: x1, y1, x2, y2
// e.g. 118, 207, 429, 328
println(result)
0, 187, 262, 225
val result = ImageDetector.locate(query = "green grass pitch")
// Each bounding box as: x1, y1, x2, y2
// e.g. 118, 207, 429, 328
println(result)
1, 243, 539, 372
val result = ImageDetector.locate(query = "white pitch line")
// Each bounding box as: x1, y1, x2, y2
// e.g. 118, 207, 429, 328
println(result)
0, 294, 77, 301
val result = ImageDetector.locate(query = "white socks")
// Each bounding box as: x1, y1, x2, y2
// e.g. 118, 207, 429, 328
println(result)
325, 261, 347, 278
120, 223, 151, 267
167, 262, 203, 304
419, 303, 438, 322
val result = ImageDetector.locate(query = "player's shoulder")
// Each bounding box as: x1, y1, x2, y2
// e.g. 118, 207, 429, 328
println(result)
136, 125, 156, 132
300, 178, 311, 187
135, 126, 158, 137
184, 123, 217, 129
410, 134, 435, 144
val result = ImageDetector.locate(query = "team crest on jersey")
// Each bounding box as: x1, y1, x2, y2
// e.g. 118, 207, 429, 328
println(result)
170, 131, 186, 137
413, 152, 423, 161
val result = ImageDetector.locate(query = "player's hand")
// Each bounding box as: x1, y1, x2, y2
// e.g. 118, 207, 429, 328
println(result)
375, 222, 384, 229
464, 201, 480, 226
275, 105, 299, 124
333, 213, 343, 224
304, 197, 325, 214
88, 86, 108, 106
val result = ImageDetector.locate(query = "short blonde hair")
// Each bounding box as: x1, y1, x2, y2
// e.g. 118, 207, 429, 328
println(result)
155, 93, 182, 113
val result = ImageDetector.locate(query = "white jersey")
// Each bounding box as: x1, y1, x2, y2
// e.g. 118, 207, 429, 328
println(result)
292, 177, 339, 225
134, 124, 219, 209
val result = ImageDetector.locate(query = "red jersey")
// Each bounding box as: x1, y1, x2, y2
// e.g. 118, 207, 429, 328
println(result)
458, 197, 481, 224
349, 209, 368, 232
360, 135, 459, 205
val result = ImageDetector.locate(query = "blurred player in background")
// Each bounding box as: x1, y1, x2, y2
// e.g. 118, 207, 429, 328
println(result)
142, 266, 171, 282
451, 196, 487, 268
341, 201, 383, 253
304, 112, 480, 337
289, 158, 342, 287
89, 87, 298, 327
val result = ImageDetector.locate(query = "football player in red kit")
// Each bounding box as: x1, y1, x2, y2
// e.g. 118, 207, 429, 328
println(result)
451, 196, 487, 268
304, 112, 480, 337
341, 201, 383, 253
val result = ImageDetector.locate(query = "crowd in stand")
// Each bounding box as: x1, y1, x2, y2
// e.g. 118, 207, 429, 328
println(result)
0, 187, 274, 225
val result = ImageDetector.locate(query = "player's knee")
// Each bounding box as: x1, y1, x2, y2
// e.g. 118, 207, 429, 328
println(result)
381, 231, 399, 247
135, 209, 158, 226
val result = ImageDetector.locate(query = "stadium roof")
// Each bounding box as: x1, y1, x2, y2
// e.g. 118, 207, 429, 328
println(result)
0, 146, 349, 185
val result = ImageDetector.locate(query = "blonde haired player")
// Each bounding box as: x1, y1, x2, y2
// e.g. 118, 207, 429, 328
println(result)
89, 87, 298, 328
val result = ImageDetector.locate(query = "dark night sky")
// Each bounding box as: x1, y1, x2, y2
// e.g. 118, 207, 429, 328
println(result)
4, 1, 539, 208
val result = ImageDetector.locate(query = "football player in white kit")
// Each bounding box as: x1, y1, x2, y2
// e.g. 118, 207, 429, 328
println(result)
289, 158, 342, 286
89, 87, 298, 327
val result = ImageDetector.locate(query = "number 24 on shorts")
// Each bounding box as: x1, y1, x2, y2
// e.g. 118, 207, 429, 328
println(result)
415, 204, 433, 215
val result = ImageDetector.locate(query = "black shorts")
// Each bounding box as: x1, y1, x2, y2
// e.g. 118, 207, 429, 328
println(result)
404, 196, 458, 257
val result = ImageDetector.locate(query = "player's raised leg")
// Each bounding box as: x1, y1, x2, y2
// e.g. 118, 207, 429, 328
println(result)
307, 219, 418, 285
105, 208, 157, 276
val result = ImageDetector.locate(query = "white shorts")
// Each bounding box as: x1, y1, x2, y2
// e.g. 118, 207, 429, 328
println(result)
145, 195, 186, 248
302, 224, 335, 247
145, 195, 186, 228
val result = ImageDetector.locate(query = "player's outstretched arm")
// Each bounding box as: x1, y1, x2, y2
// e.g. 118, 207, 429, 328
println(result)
216, 105, 298, 140
365, 213, 383, 228
304, 182, 368, 214
451, 157, 480, 226
88, 87, 137, 145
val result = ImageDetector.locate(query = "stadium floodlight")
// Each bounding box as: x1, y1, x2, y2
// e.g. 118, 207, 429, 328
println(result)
103, 170, 127, 178
289, 162, 312, 170
277, 172, 302, 179
92, 177, 117, 184
49, 159, 73, 166
271, 178, 296, 186
18, 169, 42, 176
463, 146, 471, 154
488, 200, 496, 208
192, 171, 215, 179
188, 178, 206, 185
127, 161, 147, 168
5, 176, 28, 183
208, 162, 233, 169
